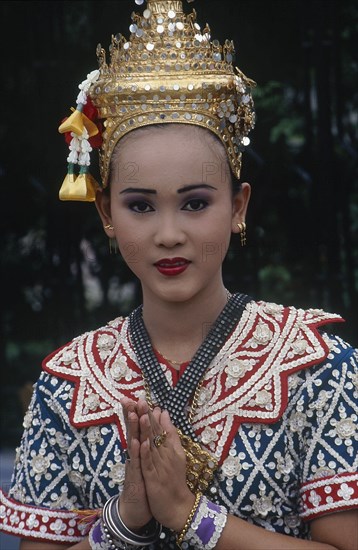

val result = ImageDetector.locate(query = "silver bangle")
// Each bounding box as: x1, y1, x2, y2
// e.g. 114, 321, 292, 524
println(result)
102, 522, 141, 549
102, 495, 161, 547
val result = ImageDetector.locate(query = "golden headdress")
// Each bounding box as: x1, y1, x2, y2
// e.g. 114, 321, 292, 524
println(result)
58, 0, 256, 201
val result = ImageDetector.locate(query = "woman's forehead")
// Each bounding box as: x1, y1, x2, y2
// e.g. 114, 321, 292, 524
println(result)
113, 124, 228, 161
110, 125, 231, 189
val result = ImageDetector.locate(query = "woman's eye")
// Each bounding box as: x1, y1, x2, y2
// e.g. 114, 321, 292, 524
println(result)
129, 201, 154, 213
183, 199, 208, 212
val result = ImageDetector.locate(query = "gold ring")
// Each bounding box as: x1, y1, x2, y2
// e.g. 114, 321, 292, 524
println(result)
153, 431, 167, 448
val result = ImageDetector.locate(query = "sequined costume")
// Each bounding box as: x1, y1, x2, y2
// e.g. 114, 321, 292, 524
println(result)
1, 300, 358, 546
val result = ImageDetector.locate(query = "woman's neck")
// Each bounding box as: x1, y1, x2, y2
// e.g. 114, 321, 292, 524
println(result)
141, 283, 230, 364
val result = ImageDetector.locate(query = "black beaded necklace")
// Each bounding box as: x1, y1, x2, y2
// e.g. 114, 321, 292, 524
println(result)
129, 292, 251, 441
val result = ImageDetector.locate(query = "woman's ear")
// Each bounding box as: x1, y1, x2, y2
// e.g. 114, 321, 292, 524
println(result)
95, 188, 114, 238
231, 182, 251, 233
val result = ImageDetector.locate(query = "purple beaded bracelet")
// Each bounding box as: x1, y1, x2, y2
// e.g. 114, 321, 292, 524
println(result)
182, 495, 228, 549
89, 519, 112, 549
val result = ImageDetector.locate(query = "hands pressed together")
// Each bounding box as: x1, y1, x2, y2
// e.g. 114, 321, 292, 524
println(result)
119, 398, 196, 534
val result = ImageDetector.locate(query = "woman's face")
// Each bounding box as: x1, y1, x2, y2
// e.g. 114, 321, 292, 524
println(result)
96, 125, 250, 304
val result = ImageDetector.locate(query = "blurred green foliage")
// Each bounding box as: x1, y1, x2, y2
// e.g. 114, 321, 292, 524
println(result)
1, 0, 357, 445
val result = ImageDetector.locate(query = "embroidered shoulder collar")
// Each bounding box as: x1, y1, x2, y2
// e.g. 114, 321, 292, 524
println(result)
43, 303, 343, 464
190, 301, 343, 461
43, 316, 142, 447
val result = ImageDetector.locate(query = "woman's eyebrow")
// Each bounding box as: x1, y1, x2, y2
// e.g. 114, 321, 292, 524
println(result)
177, 184, 218, 194
119, 187, 156, 195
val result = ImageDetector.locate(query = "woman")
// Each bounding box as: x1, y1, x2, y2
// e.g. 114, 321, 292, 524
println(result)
1, 1, 357, 549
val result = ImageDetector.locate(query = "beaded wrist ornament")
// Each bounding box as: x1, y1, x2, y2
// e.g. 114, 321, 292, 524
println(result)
89, 519, 111, 550
177, 492, 202, 546
58, 0, 255, 201
180, 495, 228, 549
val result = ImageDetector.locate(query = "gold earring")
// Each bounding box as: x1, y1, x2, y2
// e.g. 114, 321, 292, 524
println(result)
237, 222, 247, 247
104, 225, 117, 253
109, 238, 118, 254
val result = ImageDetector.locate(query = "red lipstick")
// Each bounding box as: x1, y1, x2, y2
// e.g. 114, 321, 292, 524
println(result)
154, 257, 190, 276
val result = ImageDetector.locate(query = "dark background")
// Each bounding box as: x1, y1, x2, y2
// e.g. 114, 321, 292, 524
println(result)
1, 0, 357, 445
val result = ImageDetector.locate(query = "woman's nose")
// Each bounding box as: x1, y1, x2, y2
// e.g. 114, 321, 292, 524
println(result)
153, 213, 187, 248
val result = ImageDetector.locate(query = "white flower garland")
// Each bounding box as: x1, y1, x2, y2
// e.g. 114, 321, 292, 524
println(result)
66, 70, 100, 171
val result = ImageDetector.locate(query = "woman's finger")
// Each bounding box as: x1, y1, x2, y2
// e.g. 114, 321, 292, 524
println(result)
152, 406, 162, 424
139, 411, 168, 454
120, 397, 137, 426
120, 398, 143, 461
136, 399, 149, 417
128, 410, 140, 442
126, 437, 141, 474
159, 410, 182, 447
120, 397, 138, 441
122, 438, 143, 509
139, 412, 153, 445
136, 400, 163, 444
140, 437, 159, 480
148, 406, 163, 435
120, 436, 153, 529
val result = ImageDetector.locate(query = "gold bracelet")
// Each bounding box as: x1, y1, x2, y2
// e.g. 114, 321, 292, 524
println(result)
176, 492, 202, 547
